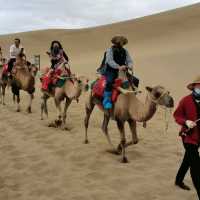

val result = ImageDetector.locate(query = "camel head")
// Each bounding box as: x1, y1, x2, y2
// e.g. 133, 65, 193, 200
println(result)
75, 76, 89, 92
146, 86, 174, 108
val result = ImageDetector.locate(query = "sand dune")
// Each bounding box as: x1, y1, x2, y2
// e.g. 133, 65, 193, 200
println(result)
0, 3, 199, 200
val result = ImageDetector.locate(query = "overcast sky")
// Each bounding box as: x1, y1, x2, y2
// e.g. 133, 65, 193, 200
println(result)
0, 0, 200, 35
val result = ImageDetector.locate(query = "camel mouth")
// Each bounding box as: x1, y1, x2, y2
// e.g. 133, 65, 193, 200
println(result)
165, 96, 174, 108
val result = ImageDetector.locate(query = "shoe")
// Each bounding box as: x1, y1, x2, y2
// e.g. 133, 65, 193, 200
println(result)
103, 91, 112, 109
175, 182, 191, 190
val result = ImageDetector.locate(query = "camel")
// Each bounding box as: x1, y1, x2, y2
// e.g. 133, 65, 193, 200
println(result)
0, 67, 11, 105
41, 74, 89, 129
84, 85, 174, 163
11, 63, 38, 113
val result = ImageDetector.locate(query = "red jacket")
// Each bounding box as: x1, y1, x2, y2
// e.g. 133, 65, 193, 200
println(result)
174, 94, 200, 145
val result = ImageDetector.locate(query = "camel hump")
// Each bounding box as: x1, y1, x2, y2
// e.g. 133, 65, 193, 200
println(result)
14, 68, 35, 92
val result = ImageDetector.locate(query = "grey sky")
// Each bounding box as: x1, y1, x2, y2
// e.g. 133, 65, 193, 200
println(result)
0, 0, 200, 35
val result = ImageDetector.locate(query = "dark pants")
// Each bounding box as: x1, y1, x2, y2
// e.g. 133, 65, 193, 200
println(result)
104, 66, 118, 92
176, 143, 200, 198
8, 58, 16, 72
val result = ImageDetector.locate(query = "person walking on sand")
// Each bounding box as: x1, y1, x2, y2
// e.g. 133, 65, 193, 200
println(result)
174, 76, 200, 199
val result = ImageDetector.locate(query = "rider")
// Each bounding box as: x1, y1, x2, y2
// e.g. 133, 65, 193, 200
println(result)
47, 40, 69, 70
8, 38, 24, 75
103, 35, 133, 109
43, 41, 69, 91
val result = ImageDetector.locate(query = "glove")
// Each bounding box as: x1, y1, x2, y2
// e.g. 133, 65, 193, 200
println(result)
185, 120, 196, 129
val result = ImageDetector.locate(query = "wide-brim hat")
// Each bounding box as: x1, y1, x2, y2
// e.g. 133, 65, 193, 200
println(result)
187, 76, 200, 90
111, 35, 128, 46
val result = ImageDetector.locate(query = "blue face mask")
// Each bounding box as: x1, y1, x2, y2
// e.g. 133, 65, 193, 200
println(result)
193, 88, 200, 100
194, 88, 200, 95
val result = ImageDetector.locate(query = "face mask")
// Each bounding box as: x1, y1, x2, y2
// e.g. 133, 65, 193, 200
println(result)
52, 46, 59, 56
194, 88, 200, 95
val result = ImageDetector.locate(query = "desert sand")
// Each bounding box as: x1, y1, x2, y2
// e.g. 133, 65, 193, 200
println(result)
0, 3, 199, 200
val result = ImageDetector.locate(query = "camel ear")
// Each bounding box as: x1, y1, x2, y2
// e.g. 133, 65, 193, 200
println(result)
146, 86, 153, 92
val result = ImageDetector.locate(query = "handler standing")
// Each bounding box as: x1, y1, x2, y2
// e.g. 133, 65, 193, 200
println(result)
174, 76, 200, 199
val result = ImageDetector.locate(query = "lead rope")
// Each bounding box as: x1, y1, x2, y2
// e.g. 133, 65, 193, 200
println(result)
164, 107, 172, 134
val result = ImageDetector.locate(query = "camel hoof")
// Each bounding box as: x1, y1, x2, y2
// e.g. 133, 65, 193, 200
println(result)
107, 149, 121, 155
133, 140, 139, 144
117, 144, 122, 154
55, 120, 62, 127
3, 103, 6, 106
16, 109, 20, 112
27, 107, 32, 113
61, 126, 71, 131
48, 122, 57, 128
121, 157, 129, 163
84, 139, 89, 144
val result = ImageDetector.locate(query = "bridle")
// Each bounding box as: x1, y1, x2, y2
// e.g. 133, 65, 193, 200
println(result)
148, 90, 169, 105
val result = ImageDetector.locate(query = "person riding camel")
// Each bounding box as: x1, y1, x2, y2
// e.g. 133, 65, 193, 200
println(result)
42, 41, 69, 92
8, 38, 24, 76
102, 35, 133, 110
47, 40, 69, 70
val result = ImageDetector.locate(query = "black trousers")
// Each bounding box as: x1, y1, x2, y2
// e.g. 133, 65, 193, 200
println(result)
176, 143, 200, 198
8, 58, 16, 72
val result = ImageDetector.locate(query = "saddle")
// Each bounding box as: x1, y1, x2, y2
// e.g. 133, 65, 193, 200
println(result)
92, 76, 126, 103
41, 65, 71, 91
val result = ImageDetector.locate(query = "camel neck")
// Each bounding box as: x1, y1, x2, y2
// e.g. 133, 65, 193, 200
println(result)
129, 93, 157, 122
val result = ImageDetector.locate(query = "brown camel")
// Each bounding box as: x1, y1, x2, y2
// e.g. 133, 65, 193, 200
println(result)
84, 85, 174, 163
41, 75, 89, 129
11, 63, 38, 113
0, 68, 11, 105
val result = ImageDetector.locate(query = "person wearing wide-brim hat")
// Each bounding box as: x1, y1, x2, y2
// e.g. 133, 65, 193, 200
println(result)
174, 76, 200, 198
101, 35, 134, 110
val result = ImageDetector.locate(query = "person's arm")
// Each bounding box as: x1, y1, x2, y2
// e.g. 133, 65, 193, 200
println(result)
125, 49, 133, 70
63, 50, 69, 62
173, 98, 187, 126
105, 48, 119, 69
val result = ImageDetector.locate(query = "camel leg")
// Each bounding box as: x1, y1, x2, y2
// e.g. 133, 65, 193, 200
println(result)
13, 94, 16, 104
61, 98, 72, 130
27, 93, 34, 113
116, 120, 128, 163
16, 94, 20, 112
2, 84, 6, 105
54, 98, 62, 127
84, 99, 95, 144
101, 114, 119, 154
127, 119, 138, 146
0, 84, 2, 104
41, 94, 49, 120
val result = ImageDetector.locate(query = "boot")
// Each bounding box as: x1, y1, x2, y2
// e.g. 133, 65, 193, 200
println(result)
103, 91, 112, 109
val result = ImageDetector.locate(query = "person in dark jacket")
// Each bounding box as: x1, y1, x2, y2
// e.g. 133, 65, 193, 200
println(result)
174, 76, 200, 199
47, 40, 69, 69
103, 35, 133, 109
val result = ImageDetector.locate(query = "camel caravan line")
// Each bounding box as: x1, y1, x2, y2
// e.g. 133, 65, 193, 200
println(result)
0, 59, 174, 163
0, 36, 174, 163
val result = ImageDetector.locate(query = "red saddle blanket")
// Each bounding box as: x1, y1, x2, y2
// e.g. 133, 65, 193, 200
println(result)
41, 66, 72, 90
92, 76, 123, 103
2, 64, 8, 75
